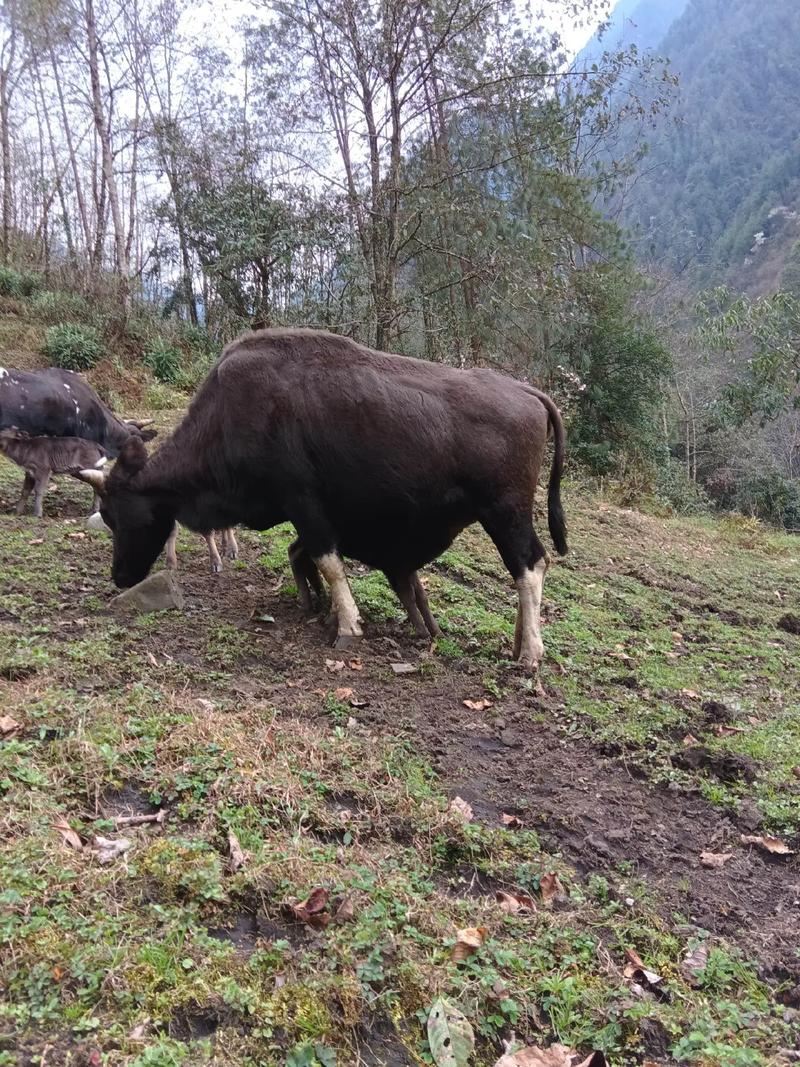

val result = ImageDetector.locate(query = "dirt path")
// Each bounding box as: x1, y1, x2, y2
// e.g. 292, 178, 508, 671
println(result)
175, 562, 800, 989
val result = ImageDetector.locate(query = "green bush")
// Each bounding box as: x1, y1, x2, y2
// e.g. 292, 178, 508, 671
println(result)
42, 323, 104, 371
0, 265, 40, 298
143, 336, 184, 384
30, 289, 91, 324
654, 459, 711, 515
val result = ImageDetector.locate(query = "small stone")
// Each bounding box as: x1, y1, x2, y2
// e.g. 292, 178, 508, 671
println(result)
111, 571, 184, 614
738, 798, 764, 832
500, 728, 519, 748
391, 662, 418, 675
777, 613, 800, 635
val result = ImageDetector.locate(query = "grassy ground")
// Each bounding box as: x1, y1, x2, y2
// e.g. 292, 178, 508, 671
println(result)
1, 410, 799, 1066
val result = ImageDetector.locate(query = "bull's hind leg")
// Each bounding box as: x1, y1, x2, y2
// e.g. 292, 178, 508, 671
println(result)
205, 533, 223, 573
480, 501, 549, 670
288, 539, 324, 615
222, 528, 239, 561
388, 572, 441, 639
15, 473, 35, 515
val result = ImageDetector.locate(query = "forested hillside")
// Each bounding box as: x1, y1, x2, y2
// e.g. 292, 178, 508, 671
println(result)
589, 0, 800, 291
577, 0, 688, 67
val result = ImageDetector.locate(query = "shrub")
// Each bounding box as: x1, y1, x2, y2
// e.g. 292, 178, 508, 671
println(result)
654, 459, 710, 515
42, 323, 104, 371
143, 336, 184, 384
0, 265, 40, 299
30, 289, 91, 324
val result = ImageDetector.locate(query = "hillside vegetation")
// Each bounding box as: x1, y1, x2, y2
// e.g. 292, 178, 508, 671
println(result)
1, 418, 799, 1065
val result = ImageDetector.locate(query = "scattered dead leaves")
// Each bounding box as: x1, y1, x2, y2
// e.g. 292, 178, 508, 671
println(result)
449, 796, 473, 822
623, 948, 663, 988
494, 1046, 607, 1067
0, 714, 22, 737
452, 926, 486, 962
540, 871, 566, 906
740, 834, 795, 855
463, 698, 493, 712
92, 835, 132, 864
334, 686, 354, 701
325, 659, 346, 673
228, 830, 246, 872
496, 890, 536, 916
501, 812, 523, 829
700, 851, 734, 869
681, 942, 709, 985
53, 818, 83, 851
289, 887, 330, 928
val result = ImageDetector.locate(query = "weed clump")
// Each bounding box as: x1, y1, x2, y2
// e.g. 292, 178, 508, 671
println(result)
42, 322, 104, 371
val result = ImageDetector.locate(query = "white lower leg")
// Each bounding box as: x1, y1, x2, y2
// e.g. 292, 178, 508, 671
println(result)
515, 557, 548, 668
315, 552, 362, 643
165, 525, 179, 570
206, 533, 223, 573
222, 528, 238, 560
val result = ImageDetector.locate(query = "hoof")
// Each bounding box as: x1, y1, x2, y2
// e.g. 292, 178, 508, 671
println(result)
226, 549, 238, 561
333, 631, 362, 651
212, 562, 222, 574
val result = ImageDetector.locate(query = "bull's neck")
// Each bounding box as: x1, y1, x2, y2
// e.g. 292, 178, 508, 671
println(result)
137, 419, 212, 498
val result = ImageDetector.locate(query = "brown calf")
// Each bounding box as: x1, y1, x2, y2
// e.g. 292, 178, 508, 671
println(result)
0, 429, 106, 517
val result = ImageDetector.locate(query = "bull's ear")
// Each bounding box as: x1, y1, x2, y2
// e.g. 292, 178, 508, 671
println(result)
139, 428, 158, 442
117, 435, 149, 475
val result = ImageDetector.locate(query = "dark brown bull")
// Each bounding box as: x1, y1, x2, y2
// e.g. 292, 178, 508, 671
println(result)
78, 328, 566, 669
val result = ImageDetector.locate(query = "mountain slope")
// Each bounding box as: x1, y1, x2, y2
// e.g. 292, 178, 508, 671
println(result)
577, 0, 689, 66
611, 0, 800, 290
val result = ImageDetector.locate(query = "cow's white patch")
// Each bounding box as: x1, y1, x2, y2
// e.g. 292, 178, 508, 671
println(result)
0, 367, 7, 379
514, 557, 548, 668
63, 383, 71, 391
316, 552, 362, 640
95, 457, 108, 468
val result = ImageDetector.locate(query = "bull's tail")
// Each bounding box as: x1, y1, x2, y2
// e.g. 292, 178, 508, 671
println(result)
527, 387, 568, 556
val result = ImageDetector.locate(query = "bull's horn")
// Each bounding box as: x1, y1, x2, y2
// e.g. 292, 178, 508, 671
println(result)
126, 418, 154, 429
87, 511, 111, 533
75, 467, 108, 491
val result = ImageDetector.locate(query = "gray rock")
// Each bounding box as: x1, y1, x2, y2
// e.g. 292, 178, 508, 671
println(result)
111, 571, 184, 614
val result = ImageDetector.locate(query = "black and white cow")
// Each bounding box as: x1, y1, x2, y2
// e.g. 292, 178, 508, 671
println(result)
78, 328, 567, 669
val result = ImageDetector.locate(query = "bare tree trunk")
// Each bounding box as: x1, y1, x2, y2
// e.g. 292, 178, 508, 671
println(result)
0, 68, 13, 264
85, 0, 129, 307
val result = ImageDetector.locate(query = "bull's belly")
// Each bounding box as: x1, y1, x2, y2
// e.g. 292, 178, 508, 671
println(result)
331, 507, 474, 574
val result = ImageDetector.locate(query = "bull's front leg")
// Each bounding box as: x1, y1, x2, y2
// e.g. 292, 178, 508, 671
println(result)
315, 551, 363, 650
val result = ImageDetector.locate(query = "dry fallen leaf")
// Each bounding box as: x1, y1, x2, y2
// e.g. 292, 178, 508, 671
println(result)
449, 796, 473, 822
290, 887, 330, 928
792, 766, 800, 780
463, 698, 493, 712
196, 698, 215, 713
334, 686, 354, 701
713, 724, 745, 736
0, 714, 22, 736
740, 834, 795, 855
28, 537, 44, 545
540, 871, 566, 906
325, 659, 346, 673
334, 894, 355, 922
623, 947, 663, 987
53, 817, 83, 851
67, 531, 86, 540
496, 890, 536, 915
681, 942, 709, 985
501, 812, 523, 829
700, 851, 734, 868
493, 1044, 603, 1067
348, 657, 363, 671
682, 733, 701, 747
452, 926, 486, 962
428, 998, 474, 1067
228, 830, 246, 872
92, 835, 133, 864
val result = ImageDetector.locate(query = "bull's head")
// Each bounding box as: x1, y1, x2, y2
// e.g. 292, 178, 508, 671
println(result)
76, 437, 174, 588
